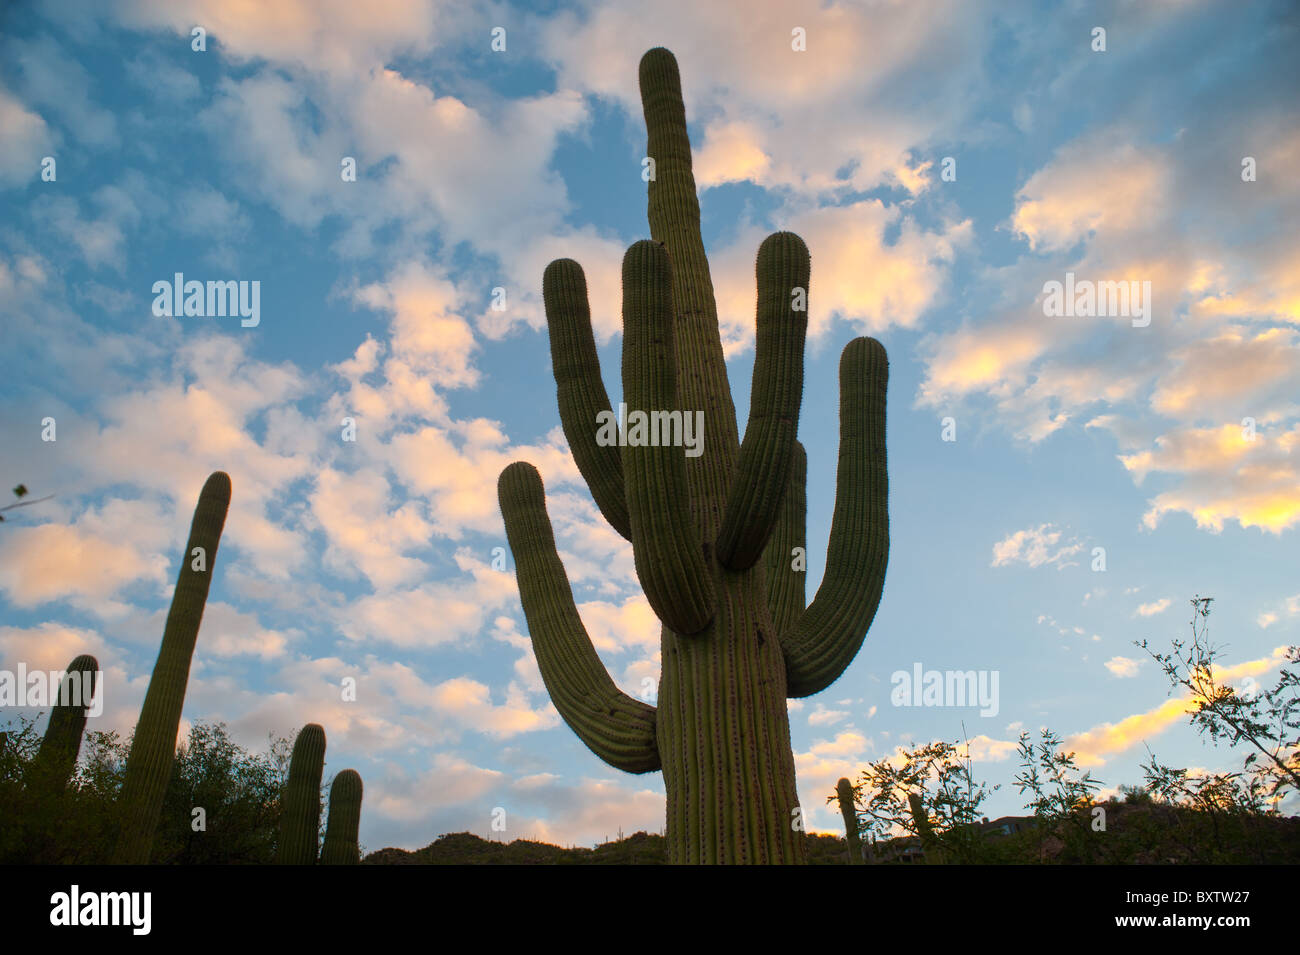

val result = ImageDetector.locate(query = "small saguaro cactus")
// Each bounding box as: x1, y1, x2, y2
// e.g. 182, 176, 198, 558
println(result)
497, 48, 889, 864
319, 769, 363, 865
114, 471, 231, 864
27, 654, 99, 794
908, 792, 947, 864
277, 723, 327, 865
835, 777, 864, 865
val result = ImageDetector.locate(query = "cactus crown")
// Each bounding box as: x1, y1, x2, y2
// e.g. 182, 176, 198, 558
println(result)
836, 777, 864, 864
319, 769, 363, 865
28, 654, 100, 794
277, 723, 327, 865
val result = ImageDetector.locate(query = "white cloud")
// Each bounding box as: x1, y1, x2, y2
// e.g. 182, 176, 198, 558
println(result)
1134, 599, 1171, 618
991, 524, 1083, 568
1104, 656, 1141, 678
807, 704, 848, 727
428, 677, 558, 738
0, 87, 53, 187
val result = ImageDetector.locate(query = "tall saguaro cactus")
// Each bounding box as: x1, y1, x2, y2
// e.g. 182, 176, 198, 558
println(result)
277, 723, 326, 865
114, 471, 231, 864
319, 769, 363, 865
498, 48, 889, 864
28, 654, 100, 793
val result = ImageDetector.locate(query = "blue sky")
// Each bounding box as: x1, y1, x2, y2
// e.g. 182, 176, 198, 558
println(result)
1, 0, 1297, 851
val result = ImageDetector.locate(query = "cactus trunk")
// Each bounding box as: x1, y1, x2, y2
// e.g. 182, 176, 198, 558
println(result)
319, 769, 363, 865
657, 571, 802, 863
498, 48, 888, 864
836, 777, 864, 864
113, 472, 230, 864
277, 723, 326, 864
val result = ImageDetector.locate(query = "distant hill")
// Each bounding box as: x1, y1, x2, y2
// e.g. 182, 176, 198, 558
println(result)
363, 799, 1300, 864
364, 831, 849, 865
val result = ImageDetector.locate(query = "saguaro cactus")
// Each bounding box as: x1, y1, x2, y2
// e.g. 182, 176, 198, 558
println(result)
277, 723, 326, 865
28, 654, 100, 793
319, 769, 363, 865
835, 778, 864, 865
114, 471, 231, 864
498, 48, 889, 864
908, 792, 947, 864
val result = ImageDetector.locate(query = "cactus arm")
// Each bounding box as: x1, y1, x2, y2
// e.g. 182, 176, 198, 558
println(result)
764, 441, 807, 636
716, 232, 809, 570
28, 654, 99, 793
498, 462, 661, 772
544, 258, 632, 540
114, 471, 230, 864
836, 777, 864, 865
319, 769, 363, 865
620, 241, 716, 636
278, 723, 326, 865
781, 337, 889, 698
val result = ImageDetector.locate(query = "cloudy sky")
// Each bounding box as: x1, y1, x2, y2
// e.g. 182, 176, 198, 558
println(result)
2, 0, 1297, 852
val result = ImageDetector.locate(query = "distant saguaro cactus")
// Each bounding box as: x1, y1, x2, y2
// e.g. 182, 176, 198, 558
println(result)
27, 655, 99, 793
114, 472, 231, 864
836, 778, 864, 865
908, 792, 947, 864
319, 769, 363, 865
277, 723, 326, 865
497, 48, 889, 864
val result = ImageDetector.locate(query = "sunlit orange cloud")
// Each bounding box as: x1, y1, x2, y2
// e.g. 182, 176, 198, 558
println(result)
310, 466, 435, 590
966, 734, 1018, 761
1066, 697, 1197, 768
1189, 171, 1300, 324
1141, 490, 1300, 535
120, 0, 438, 75
544, 0, 989, 198
1010, 139, 1168, 253
0, 501, 169, 611
0, 622, 107, 674
351, 261, 479, 390
1120, 424, 1267, 482
1151, 327, 1300, 419
919, 318, 1052, 402
576, 595, 660, 652
0, 87, 52, 186
710, 201, 971, 354
793, 731, 872, 835
428, 676, 559, 737
1065, 647, 1292, 767
694, 120, 772, 186
1114, 417, 1300, 533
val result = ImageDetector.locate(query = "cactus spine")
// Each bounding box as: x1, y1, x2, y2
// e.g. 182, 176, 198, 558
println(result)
319, 769, 363, 865
28, 655, 99, 793
113, 472, 230, 864
277, 723, 326, 864
498, 48, 889, 863
836, 777, 864, 865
